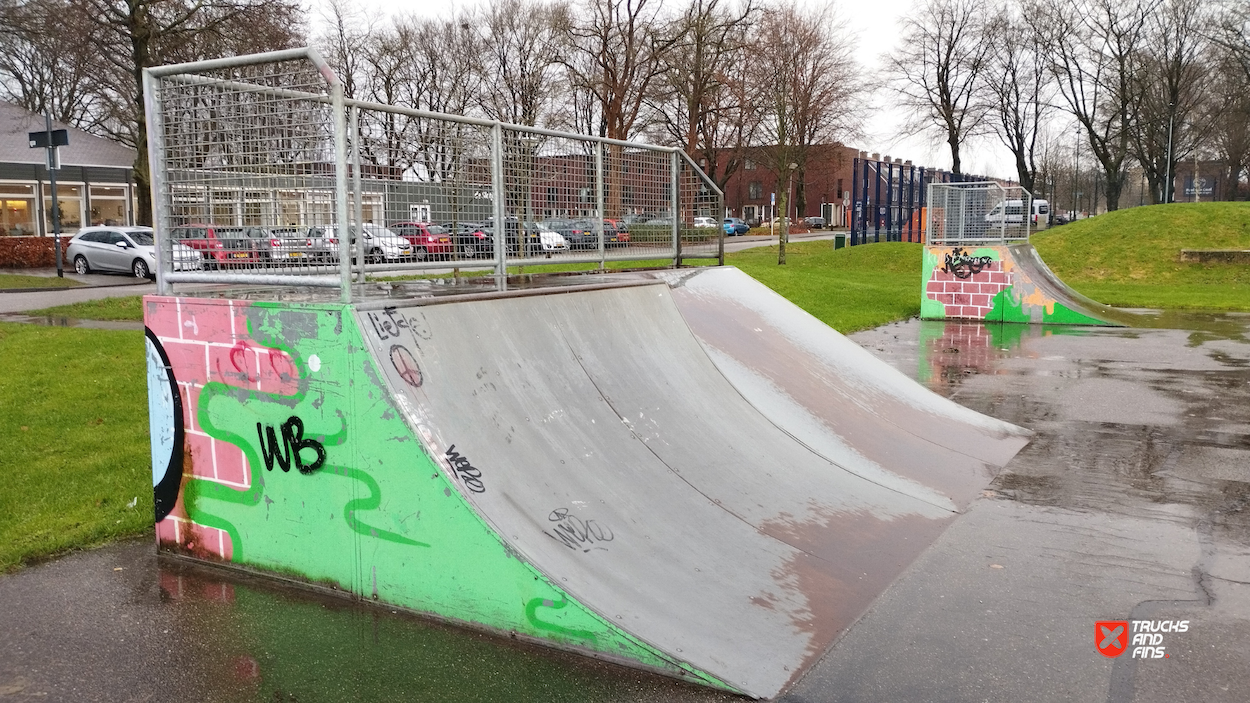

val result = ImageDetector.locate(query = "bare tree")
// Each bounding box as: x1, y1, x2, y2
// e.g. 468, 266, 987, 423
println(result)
891, 0, 991, 176
751, 1, 862, 264
1032, 0, 1157, 211
1127, 0, 1209, 203
75, 0, 305, 224
982, 6, 1051, 195
0, 0, 107, 129
478, 0, 569, 128
647, 0, 757, 191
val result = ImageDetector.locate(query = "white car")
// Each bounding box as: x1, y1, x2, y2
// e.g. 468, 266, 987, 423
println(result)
67, 226, 202, 279
311, 224, 414, 262
525, 222, 570, 252
693, 216, 718, 228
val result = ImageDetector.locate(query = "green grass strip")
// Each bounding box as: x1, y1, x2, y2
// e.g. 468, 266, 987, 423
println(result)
0, 273, 83, 289
0, 323, 151, 572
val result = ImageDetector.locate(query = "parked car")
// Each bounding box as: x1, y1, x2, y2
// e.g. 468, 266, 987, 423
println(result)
542, 219, 596, 250
243, 226, 318, 263
723, 217, 749, 236
68, 226, 201, 279
803, 216, 827, 229
693, 216, 718, 228
520, 222, 570, 254
389, 222, 456, 260
171, 223, 261, 268
439, 221, 495, 258
307, 224, 414, 263
984, 199, 1049, 228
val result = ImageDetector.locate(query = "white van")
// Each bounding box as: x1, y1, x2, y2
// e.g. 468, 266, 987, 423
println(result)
985, 199, 1050, 230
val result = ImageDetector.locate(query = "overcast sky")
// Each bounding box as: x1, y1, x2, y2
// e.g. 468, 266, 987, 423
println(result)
308, 0, 1028, 180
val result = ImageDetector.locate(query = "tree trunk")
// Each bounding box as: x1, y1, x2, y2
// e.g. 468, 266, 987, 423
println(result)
1103, 167, 1123, 211
948, 134, 962, 176
777, 175, 787, 265
129, 2, 153, 225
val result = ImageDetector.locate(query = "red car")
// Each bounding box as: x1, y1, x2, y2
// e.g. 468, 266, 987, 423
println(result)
390, 222, 455, 261
169, 223, 261, 268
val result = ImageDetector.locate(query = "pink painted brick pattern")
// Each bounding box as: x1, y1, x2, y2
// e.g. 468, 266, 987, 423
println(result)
926, 260, 1014, 320
148, 297, 293, 561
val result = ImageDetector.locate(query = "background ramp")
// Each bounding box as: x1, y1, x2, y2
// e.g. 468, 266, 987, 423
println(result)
653, 267, 1031, 508
361, 284, 960, 698
1006, 243, 1145, 327
922, 243, 1136, 326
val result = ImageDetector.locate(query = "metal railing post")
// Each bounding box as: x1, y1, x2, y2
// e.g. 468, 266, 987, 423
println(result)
595, 142, 605, 270
351, 105, 365, 284
491, 123, 506, 279
671, 150, 681, 267
333, 83, 351, 303
143, 69, 171, 296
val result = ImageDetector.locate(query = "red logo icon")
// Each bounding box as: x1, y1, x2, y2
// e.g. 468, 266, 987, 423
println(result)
1096, 621, 1129, 657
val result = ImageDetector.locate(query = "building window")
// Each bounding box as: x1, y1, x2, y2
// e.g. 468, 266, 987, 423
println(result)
0, 183, 37, 236
745, 159, 756, 171
89, 185, 129, 227
837, 179, 844, 199
748, 181, 762, 200
44, 184, 84, 234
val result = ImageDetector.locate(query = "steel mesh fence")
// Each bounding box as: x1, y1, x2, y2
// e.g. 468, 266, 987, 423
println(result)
145, 49, 724, 299
925, 182, 1033, 245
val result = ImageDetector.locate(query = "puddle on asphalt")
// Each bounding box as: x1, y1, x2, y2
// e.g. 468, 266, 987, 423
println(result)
851, 313, 1250, 547
0, 313, 144, 331
149, 557, 734, 703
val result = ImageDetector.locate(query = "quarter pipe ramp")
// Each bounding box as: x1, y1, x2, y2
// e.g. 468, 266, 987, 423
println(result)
145, 272, 1030, 698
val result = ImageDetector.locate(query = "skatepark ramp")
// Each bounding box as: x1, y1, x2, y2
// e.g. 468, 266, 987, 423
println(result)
922, 242, 1143, 326
145, 269, 1030, 698
922, 182, 1137, 326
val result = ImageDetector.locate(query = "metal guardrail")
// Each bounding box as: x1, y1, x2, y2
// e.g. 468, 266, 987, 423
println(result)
925, 182, 1034, 245
143, 48, 725, 302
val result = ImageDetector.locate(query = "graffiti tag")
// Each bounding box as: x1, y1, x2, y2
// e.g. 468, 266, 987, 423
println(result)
390, 345, 423, 387
366, 307, 432, 343
544, 508, 614, 552
256, 416, 326, 475
444, 445, 486, 493
942, 247, 995, 279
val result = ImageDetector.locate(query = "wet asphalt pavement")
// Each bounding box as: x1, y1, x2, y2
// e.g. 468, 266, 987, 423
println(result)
2, 312, 1249, 701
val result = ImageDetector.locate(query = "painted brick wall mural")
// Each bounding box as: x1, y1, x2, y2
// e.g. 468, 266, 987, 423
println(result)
920, 244, 1115, 325
923, 247, 1012, 320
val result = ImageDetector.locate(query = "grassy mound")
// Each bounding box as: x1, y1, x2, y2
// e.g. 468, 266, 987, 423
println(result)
1031, 202, 1250, 310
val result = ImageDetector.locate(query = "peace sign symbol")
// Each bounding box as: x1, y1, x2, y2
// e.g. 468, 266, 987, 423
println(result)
390, 345, 423, 388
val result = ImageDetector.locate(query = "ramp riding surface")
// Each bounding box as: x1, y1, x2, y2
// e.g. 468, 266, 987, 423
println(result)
147, 275, 1031, 699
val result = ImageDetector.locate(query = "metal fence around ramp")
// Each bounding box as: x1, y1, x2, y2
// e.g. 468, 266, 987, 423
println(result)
925, 182, 1033, 245
143, 48, 724, 302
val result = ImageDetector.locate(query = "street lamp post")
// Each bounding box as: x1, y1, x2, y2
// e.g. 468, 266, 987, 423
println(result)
1163, 103, 1175, 204
28, 113, 68, 277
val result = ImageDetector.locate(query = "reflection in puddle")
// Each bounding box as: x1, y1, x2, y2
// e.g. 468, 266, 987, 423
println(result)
154, 558, 732, 703
916, 321, 1089, 390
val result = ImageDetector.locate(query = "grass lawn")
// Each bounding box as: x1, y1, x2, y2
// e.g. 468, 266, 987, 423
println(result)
1032, 202, 1250, 310
727, 240, 922, 333
0, 323, 151, 573
22, 295, 144, 321
0, 273, 82, 289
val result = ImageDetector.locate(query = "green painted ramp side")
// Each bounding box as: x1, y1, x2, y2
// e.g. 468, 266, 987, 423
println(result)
143, 296, 724, 691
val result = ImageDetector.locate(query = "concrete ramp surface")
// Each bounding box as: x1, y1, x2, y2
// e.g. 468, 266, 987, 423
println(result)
146, 276, 1031, 699
922, 242, 1140, 326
